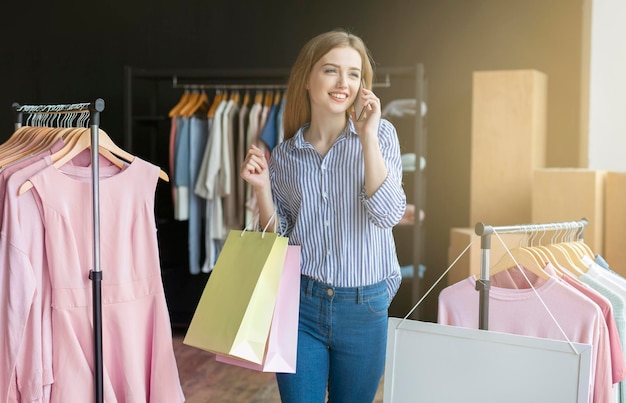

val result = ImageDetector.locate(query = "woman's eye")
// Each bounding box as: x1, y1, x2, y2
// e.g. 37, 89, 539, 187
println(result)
324, 68, 337, 74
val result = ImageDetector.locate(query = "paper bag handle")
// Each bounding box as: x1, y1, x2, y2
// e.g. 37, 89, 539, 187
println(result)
242, 210, 278, 238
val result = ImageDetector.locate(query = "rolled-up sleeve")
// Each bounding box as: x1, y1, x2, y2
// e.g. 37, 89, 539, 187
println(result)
360, 119, 406, 228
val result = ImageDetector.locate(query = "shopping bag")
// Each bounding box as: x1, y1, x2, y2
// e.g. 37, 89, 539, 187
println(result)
216, 244, 301, 373
183, 227, 288, 364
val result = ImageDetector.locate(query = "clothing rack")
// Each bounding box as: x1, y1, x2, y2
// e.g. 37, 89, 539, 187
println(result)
123, 65, 426, 319
171, 73, 392, 90
122, 67, 404, 151
474, 218, 589, 330
12, 99, 106, 403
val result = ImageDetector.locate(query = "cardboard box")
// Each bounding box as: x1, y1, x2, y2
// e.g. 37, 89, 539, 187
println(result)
470, 70, 547, 227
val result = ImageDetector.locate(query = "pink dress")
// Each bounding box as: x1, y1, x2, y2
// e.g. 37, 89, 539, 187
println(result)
27, 157, 184, 403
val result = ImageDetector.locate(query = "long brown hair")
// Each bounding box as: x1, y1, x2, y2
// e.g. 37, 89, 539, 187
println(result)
282, 29, 375, 140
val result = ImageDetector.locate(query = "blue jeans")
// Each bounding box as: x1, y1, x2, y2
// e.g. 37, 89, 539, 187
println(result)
276, 276, 389, 403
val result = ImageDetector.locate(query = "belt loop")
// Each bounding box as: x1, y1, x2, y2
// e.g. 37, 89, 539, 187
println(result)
305, 276, 314, 298
357, 286, 363, 304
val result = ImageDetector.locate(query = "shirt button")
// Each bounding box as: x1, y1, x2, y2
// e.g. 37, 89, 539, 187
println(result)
327, 289, 334, 297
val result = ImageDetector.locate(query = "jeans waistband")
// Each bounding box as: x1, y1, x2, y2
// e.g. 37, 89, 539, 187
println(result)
300, 275, 387, 304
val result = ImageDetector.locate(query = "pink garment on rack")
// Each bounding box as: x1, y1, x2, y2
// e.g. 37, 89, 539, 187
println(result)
438, 264, 614, 403
25, 157, 184, 403
1, 146, 117, 402
0, 159, 50, 403
0, 141, 67, 403
562, 274, 626, 384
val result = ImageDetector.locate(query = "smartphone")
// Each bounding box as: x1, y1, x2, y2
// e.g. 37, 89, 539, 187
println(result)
354, 79, 367, 121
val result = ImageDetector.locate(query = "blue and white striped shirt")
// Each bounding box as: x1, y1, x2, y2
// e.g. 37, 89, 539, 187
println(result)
270, 118, 406, 302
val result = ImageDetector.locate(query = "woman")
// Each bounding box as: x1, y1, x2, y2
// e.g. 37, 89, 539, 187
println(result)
240, 29, 406, 402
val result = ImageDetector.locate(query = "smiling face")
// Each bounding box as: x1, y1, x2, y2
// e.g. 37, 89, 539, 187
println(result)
306, 46, 363, 118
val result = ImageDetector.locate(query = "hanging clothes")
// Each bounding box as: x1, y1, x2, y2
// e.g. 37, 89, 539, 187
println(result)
221, 93, 241, 232
579, 254, 626, 402
169, 93, 210, 274
0, 121, 183, 403
194, 97, 228, 273
259, 90, 283, 153
168, 87, 285, 274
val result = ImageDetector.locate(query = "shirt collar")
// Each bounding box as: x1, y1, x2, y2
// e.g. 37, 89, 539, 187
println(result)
290, 118, 358, 151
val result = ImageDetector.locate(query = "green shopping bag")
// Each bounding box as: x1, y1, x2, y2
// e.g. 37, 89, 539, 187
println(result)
183, 228, 289, 364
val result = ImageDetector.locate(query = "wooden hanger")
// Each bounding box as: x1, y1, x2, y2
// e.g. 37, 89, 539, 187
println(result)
263, 90, 274, 108
169, 90, 194, 118
513, 230, 551, 274
545, 243, 586, 275
0, 108, 97, 162
254, 90, 264, 105
575, 241, 595, 259
573, 223, 595, 258
531, 244, 576, 279
180, 90, 209, 117
1, 125, 51, 150
24, 127, 75, 157
18, 128, 169, 195
0, 126, 60, 167
242, 90, 250, 107
490, 246, 550, 280
560, 225, 594, 260
527, 245, 550, 267
552, 225, 589, 273
0, 125, 32, 153
229, 90, 238, 103
207, 91, 225, 119
536, 246, 568, 276
273, 90, 282, 106
0, 126, 37, 159
560, 241, 586, 261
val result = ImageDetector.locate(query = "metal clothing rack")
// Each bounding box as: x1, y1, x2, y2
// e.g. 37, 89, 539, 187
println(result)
474, 218, 589, 330
171, 72, 392, 91
122, 66, 405, 151
12, 98, 106, 403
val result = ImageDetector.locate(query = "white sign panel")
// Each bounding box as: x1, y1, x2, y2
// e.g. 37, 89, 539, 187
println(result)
385, 318, 592, 403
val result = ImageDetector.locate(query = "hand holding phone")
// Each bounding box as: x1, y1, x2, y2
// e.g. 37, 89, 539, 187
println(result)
354, 79, 367, 121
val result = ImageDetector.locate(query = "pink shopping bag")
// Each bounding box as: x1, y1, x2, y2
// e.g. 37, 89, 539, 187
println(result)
216, 244, 301, 373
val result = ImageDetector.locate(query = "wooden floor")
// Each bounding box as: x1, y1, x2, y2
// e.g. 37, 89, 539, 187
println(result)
172, 329, 385, 402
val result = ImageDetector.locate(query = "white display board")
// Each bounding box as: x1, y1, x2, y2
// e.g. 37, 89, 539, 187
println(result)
384, 318, 592, 403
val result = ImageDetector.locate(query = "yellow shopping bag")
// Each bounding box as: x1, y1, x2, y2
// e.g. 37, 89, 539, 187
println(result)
183, 228, 288, 364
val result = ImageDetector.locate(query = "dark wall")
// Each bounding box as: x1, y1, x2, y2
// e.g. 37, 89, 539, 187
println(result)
0, 1, 586, 322
0, 0, 422, 143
